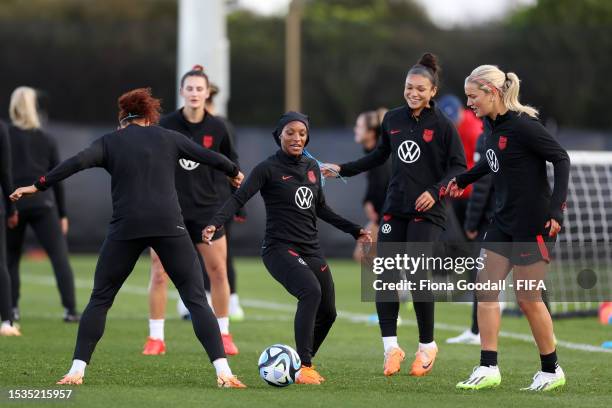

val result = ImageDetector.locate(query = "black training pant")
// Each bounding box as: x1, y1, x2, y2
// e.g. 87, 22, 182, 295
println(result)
6, 208, 76, 312
73, 234, 225, 363
376, 215, 442, 343
0, 214, 12, 322
262, 242, 336, 366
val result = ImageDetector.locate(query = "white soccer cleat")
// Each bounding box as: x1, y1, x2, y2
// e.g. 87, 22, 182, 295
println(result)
520, 367, 565, 392
456, 365, 501, 390
446, 330, 480, 345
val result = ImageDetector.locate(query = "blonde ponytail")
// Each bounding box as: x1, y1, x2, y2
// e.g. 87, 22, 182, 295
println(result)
502, 72, 538, 118
466, 65, 538, 118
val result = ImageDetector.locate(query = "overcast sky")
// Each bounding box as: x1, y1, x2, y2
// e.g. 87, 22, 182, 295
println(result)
236, 0, 537, 28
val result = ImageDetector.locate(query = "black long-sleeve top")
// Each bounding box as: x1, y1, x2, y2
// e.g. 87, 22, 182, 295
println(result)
209, 149, 362, 250
159, 109, 239, 220
33, 124, 239, 240
464, 131, 495, 232
0, 121, 15, 215
8, 126, 67, 216
455, 110, 570, 237
339, 102, 467, 228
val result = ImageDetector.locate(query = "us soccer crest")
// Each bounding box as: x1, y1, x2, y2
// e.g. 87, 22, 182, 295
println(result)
307, 170, 317, 183
423, 128, 434, 143
203, 135, 214, 148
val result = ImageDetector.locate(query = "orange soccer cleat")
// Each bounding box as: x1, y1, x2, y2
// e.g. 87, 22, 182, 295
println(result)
221, 333, 239, 356
383, 347, 406, 376
217, 375, 247, 388
296, 365, 323, 385
409, 346, 438, 377
142, 337, 166, 355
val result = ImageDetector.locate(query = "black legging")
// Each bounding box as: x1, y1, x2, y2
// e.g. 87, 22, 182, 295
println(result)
0, 214, 12, 322
6, 207, 76, 313
261, 242, 336, 366
74, 233, 224, 363
376, 215, 442, 343
203, 220, 237, 294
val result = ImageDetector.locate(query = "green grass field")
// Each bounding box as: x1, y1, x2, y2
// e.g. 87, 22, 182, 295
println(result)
1, 255, 611, 408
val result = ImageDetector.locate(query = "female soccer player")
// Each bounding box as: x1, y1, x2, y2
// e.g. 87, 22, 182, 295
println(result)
0, 119, 20, 336
6, 86, 79, 322
323, 53, 466, 377
143, 66, 239, 356
351, 109, 390, 261
447, 65, 570, 391
10, 88, 246, 388
203, 111, 372, 384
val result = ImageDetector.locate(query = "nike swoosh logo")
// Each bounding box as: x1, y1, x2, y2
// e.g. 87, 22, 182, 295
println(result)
390, 129, 401, 135
422, 361, 433, 369
282, 176, 293, 180
321, 265, 328, 272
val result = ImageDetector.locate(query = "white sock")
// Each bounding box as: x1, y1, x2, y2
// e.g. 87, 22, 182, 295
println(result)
212, 358, 232, 377
217, 317, 229, 335
1, 320, 11, 328
68, 359, 87, 376
419, 341, 437, 351
382, 336, 399, 353
149, 319, 165, 341
229, 294, 240, 313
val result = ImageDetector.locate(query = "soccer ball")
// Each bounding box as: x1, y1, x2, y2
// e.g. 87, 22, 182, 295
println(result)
258, 344, 301, 387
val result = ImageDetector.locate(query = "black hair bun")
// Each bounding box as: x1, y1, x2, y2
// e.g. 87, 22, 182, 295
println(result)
417, 53, 439, 74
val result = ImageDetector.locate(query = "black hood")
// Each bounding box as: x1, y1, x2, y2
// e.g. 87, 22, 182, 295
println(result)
272, 111, 310, 146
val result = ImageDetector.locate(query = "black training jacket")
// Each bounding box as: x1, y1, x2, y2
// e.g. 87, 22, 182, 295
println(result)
339, 102, 466, 228
8, 125, 66, 216
455, 110, 570, 237
34, 124, 238, 240
160, 109, 238, 220
209, 149, 362, 250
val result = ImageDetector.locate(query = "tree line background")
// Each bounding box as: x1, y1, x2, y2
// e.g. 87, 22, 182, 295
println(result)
0, 0, 610, 130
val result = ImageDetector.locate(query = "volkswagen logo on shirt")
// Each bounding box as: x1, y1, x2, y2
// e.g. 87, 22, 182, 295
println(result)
179, 159, 200, 171
485, 149, 499, 173
381, 223, 392, 234
295, 186, 314, 209
398, 140, 421, 164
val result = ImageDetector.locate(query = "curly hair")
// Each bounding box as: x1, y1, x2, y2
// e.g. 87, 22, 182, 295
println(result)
117, 87, 162, 125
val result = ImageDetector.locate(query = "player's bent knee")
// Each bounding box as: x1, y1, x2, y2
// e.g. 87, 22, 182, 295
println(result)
300, 285, 322, 302
517, 299, 543, 314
